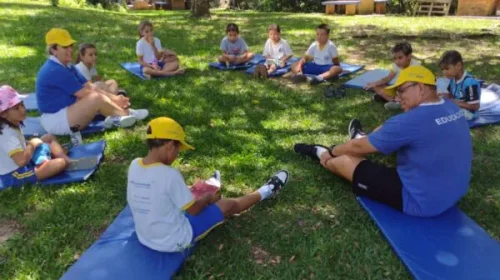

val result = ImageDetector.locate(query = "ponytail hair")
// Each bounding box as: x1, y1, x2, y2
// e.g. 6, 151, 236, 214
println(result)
76, 43, 96, 64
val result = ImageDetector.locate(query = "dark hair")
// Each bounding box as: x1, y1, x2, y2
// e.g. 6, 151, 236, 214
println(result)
0, 118, 21, 135
391, 42, 412, 56
439, 50, 463, 66
268, 24, 280, 33
226, 23, 239, 34
316, 23, 330, 34
75, 43, 96, 64
145, 126, 180, 150
138, 20, 153, 38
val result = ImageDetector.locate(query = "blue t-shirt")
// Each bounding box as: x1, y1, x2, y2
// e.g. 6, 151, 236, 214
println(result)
447, 72, 481, 112
368, 100, 472, 217
36, 58, 87, 114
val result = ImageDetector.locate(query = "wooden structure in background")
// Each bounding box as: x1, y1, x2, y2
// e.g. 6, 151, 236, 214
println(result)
323, 1, 360, 15
414, 0, 452, 16
457, 0, 499, 16
322, 0, 387, 15
374, 0, 388, 14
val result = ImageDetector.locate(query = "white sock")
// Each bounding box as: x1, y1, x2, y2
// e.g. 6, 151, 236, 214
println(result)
257, 184, 273, 201
316, 75, 324, 81
315, 146, 328, 158
354, 133, 366, 139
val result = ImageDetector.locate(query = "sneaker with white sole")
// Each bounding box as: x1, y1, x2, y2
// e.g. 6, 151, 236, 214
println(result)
129, 109, 149, 121
348, 118, 365, 140
104, 115, 136, 128
261, 170, 289, 200
205, 170, 221, 188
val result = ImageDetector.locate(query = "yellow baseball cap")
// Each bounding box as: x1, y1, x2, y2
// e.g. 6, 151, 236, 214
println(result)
45, 28, 76, 47
146, 117, 194, 150
385, 65, 436, 95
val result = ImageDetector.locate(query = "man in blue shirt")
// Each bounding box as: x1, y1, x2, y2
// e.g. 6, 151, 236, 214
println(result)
294, 66, 472, 217
36, 28, 149, 135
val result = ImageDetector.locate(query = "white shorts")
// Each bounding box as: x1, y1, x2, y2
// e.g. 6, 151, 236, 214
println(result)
41, 107, 71, 135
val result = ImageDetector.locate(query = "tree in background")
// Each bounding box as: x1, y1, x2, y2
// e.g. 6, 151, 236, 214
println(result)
192, 0, 211, 16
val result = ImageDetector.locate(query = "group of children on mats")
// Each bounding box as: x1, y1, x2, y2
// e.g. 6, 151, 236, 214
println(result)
0, 19, 482, 255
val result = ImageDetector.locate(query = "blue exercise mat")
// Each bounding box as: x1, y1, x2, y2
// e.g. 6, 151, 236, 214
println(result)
244, 57, 301, 77
303, 62, 365, 81
120, 62, 177, 80
0, 140, 106, 191
23, 117, 106, 137
208, 54, 266, 70
61, 205, 195, 280
469, 83, 500, 128
23, 93, 38, 111
358, 197, 500, 280
343, 69, 449, 92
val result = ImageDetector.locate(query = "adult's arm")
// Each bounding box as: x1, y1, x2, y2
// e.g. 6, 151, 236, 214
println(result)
331, 137, 378, 157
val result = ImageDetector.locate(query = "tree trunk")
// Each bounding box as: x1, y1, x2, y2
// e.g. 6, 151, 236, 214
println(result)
192, 0, 210, 17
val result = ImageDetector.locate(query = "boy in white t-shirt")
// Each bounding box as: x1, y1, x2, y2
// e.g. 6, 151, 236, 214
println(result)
364, 42, 420, 110
127, 117, 289, 253
291, 24, 343, 85
254, 24, 293, 79
136, 20, 184, 80
0, 85, 71, 189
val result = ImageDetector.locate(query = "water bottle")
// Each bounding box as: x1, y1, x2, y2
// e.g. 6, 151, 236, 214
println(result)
70, 125, 83, 147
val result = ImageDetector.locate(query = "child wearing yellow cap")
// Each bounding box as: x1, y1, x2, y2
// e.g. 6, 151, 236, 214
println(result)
127, 117, 289, 252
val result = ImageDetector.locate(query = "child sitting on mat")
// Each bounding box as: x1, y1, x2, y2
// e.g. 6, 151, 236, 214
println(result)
75, 43, 127, 96
218, 23, 255, 67
291, 23, 342, 85
438, 50, 481, 120
364, 42, 420, 111
127, 117, 289, 253
0, 85, 70, 187
136, 20, 184, 80
254, 24, 293, 79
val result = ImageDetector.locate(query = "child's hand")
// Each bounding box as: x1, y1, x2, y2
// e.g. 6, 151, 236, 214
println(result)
115, 95, 130, 109
364, 83, 376, 90
145, 35, 155, 45
151, 63, 160, 70
279, 60, 286, 68
29, 138, 43, 147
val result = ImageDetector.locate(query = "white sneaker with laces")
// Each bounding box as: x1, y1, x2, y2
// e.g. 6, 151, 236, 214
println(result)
104, 115, 136, 128
129, 109, 149, 121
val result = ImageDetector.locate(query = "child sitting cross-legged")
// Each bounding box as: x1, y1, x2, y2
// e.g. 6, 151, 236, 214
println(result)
364, 42, 420, 110
127, 117, 290, 253
254, 24, 293, 79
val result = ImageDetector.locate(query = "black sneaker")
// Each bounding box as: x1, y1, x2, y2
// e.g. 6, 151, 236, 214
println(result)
309, 76, 324, 85
348, 118, 364, 140
263, 170, 289, 199
294, 143, 332, 161
371, 94, 386, 103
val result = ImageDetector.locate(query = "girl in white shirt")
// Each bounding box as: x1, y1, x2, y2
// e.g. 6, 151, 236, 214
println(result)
136, 20, 184, 80
75, 43, 127, 96
255, 24, 293, 78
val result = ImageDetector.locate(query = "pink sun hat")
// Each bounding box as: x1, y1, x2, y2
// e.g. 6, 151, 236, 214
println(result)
0, 85, 27, 113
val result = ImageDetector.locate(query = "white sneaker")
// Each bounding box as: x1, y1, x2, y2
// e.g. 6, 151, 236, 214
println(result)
205, 170, 221, 188
129, 109, 149, 121
104, 115, 136, 128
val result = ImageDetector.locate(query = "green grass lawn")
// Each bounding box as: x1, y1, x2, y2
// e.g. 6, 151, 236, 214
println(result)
0, 0, 499, 278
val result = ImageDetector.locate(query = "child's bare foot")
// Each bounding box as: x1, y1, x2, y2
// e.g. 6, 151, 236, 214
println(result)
173, 68, 185, 75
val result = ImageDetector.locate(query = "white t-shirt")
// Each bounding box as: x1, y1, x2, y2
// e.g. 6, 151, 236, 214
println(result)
127, 158, 194, 252
263, 39, 292, 60
136, 37, 163, 64
392, 59, 420, 73
75, 62, 98, 81
306, 40, 338, 65
0, 125, 26, 175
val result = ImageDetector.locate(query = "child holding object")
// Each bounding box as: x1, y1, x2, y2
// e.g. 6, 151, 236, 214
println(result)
364, 42, 420, 110
75, 43, 127, 96
127, 117, 289, 252
218, 23, 255, 67
136, 20, 184, 80
439, 50, 481, 121
291, 23, 342, 85
254, 24, 293, 79
0, 86, 69, 187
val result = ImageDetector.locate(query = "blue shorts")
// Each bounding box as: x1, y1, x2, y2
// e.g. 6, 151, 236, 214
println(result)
0, 164, 37, 189
303, 62, 334, 76
140, 61, 166, 72
185, 203, 224, 243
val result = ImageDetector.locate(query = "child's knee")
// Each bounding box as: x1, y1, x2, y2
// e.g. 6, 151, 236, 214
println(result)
41, 134, 56, 143
247, 52, 255, 59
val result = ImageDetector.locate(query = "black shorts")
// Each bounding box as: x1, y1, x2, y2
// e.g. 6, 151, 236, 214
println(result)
352, 160, 403, 211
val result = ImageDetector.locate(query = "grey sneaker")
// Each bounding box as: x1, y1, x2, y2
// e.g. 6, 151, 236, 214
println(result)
104, 115, 136, 128
384, 101, 401, 111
